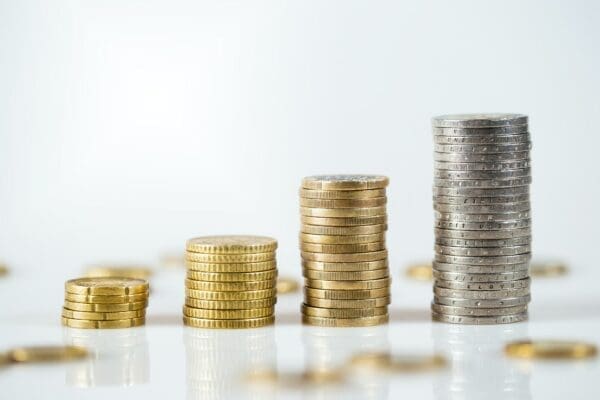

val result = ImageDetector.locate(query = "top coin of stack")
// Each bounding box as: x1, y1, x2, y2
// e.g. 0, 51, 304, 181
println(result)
184, 235, 278, 329
299, 175, 391, 327
62, 277, 149, 329
431, 113, 532, 324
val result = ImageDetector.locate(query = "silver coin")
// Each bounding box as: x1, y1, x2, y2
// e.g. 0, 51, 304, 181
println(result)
434, 278, 531, 291
433, 295, 531, 308
432, 269, 529, 282
432, 125, 529, 135
433, 261, 530, 273
433, 133, 530, 144
435, 219, 531, 231
434, 201, 530, 213
432, 113, 528, 128
434, 143, 532, 154
435, 227, 531, 239
434, 253, 531, 265
434, 177, 532, 188
434, 160, 531, 171
434, 244, 531, 257
433, 194, 530, 205
433, 286, 530, 299
433, 168, 531, 180
435, 236, 531, 248
431, 311, 528, 324
434, 151, 530, 163
431, 303, 528, 317
434, 211, 531, 222
433, 186, 529, 197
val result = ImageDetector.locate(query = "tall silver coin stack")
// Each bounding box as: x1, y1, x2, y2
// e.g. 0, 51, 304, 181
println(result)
431, 113, 532, 324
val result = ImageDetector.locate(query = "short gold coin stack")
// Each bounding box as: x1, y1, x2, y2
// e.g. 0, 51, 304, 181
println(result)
184, 235, 278, 329
62, 277, 149, 329
299, 175, 391, 327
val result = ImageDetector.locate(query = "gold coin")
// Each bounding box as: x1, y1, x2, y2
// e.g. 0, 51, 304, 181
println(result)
300, 242, 386, 253
530, 261, 568, 277
186, 269, 277, 282
300, 232, 385, 245
300, 197, 387, 208
305, 277, 390, 290
0, 352, 10, 366
63, 300, 147, 312
304, 296, 391, 308
185, 252, 275, 263
302, 259, 388, 272
304, 287, 390, 300
65, 277, 149, 296
85, 265, 153, 279
303, 269, 389, 281
505, 340, 598, 359
302, 314, 388, 327
300, 206, 387, 218
185, 260, 277, 272
185, 288, 276, 300
61, 308, 145, 321
405, 262, 433, 281
301, 304, 388, 318
350, 352, 446, 372
186, 235, 277, 254
0, 263, 8, 277
300, 188, 386, 199
61, 316, 145, 329
301, 215, 387, 227
64, 292, 149, 304
301, 175, 389, 191
277, 277, 300, 294
9, 346, 88, 363
301, 250, 388, 263
301, 224, 387, 235
183, 315, 274, 329
182, 306, 274, 319
245, 368, 344, 386
185, 297, 276, 310
185, 279, 276, 291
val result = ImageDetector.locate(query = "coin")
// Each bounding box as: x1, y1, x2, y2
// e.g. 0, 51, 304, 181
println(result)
433, 125, 528, 135
300, 197, 387, 208
61, 308, 145, 321
433, 295, 531, 308
434, 160, 531, 171
301, 304, 388, 318
432, 270, 529, 282
431, 311, 528, 324
435, 219, 532, 232
434, 132, 530, 144
302, 314, 388, 327
301, 250, 387, 262
405, 263, 433, 281
434, 168, 531, 180
300, 188, 386, 199
434, 143, 531, 154
349, 352, 447, 373
182, 306, 274, 319
505, 340, 598, 359
304, 287, 390, 300
434, 201, 531, 213
185, 288, 276, 300
432, 113, 528, 128
434, 151, 530, 163
0, 264, 8, 277
63, 300, 148, 312
434, 278, 530, 291
434, 244, 531, 256
434, 253, 531, 265
185, 297, 277, 310
301, 215, 388, 226
300, 232, 385, 245
302, 259, 388, 272
433, 261, 530, 273
300, 206, 387, 218
433, 186, 529, 197
530, 261, 568, 277
304, 296, 391, 308
305, 277, 390, 290
186, 269, 277, 282
434, 177, 532, 188
435, 211, 531, 223
9, 346, 88, 363
433, 286, 530, 299
65, 277, 149, 296
303, 269, 389, 281
61, 316, 146, 329
183, 315, 274, 329
301, 224, 388, 235
85, 266, 153, 280
276, 277, 300, 294
431, 303, 528, 316
185, 260, 276, 272
434, 194, 531, 205
302, 175, 389, 191
64, 292, 149, 304
185, 279, 276, 291
185, 252, 275, 263
186, 235, 277, 254
435, 227, 531, 240
300, 242, 385, 253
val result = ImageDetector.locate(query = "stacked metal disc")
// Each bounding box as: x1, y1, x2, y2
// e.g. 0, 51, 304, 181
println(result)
62, 277, 149, 329
431, 113, 532, 324
299, 175, 391, 327
184, 235, 278, 329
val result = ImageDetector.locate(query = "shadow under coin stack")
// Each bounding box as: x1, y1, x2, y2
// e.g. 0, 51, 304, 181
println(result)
62, 278, 149, 329
184, 235, 278, 329
431, 113, 532, 324
299, 175, 391, 327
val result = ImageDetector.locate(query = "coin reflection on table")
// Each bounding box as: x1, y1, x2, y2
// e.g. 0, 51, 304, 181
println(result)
62, 327, 149, 387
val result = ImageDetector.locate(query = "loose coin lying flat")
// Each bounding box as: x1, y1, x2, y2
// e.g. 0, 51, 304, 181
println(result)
182, 306, 274, 319
186, 235, 277, 254
349, 352, 447, 373
186, 270, 277, 282
302, 175, 389, 191
530, 261, 568, 277
301, 304, 388, 318
9, 346, 88, 363
62, 316, 146, 329
432, 311, 528, 325
405, 263, 433, 281
505, 340, 598, 359
185, 288, 276, 301
300, 188, 386, 199
63, 300, 148, 312
276, 277, 300, 294
185, 297, 277, 310
302, 314, 388, 327
185, 260, 277, 272
305, 277, 390, 290
183, 315, 274, 329
65, 277, 149, 296
302, 260, 388, 272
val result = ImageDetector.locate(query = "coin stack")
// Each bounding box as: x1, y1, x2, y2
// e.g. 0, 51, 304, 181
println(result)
184, 235, 278, 329
299, 175, 391, 327
62, 277, 149, 329
431, 113, 532, 324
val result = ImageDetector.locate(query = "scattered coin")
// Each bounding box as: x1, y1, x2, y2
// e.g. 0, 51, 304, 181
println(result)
276, 277, 300, 294
530, 261, 568, 277
0, 263, 8, 277
349, 352, 447, 373
8, 346, 88, 363
505, 340, 598, 359
405, 262, 433, 281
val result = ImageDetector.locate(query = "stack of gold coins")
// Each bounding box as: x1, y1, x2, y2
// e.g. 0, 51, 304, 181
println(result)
184, 235, 278, 329
62, 278, 149, 329
299, 175, 391, 327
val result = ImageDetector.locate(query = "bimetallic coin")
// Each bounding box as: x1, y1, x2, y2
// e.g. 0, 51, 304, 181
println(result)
302, 175, 389, 191
433, 261, 530, 273
65, 277, 149, 296
435, 227, 531, 240
85, 266, 153, 280
185, 260, 276, 272
305, 277, 390, 290
434, 278, 531, 291
62, 300, 148, 312
61, 308, 145, 321
300, 232, 385, 244
433, 286, 530, 300
9, 346, 88, 363
182, 306, 273, 319
185, 288, 276, 301
433, 125, 528, 135
185, 251, 275, 263
434, 253, 531, 265
433, 186, 529, 197
64, 292, 148, 304
436, 236, 531, 248
300, 188, 386, 199
61, 316, 145, 329
505, 340, 598, 359
302, 314, 389, 327
434, 211, 531, 223
436, 219, 532, 231
301, 250, 387, 262
433, 295, 531, 308
433, 177, 532, 188
433, 270, 529, 282
303, 269, 389, 281
300, 241, 385, 253
304, 287, 390, 300
276, 277, 300, 294
186, 269, 277, 282
432, 113, 528, 128
301, 215, 388, 227
302, 259, 388, 272
186, 235, 277, 254
185, 297, 277, 310
434, 194, 530, 205
431, 303, 528, 316
434, 132, 530, 144
185, 279, 276, 291
300, 197, 387, 208
349, 352, 447, 373
434, 201, 530, 213
434, 151, 530, 163
301, 304, 388, 318
301, 224, 388, 235
434, 168, 531, 180
405, 263, 433, 281
434, 244, 531, 256
183, 315, 274, 329
434, 143, 531, 155
304, 296, 391, 308
530, 261, 568, 277
300, 206, 387, 218
434, 160, 531, 172
432, 311, 528, 325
